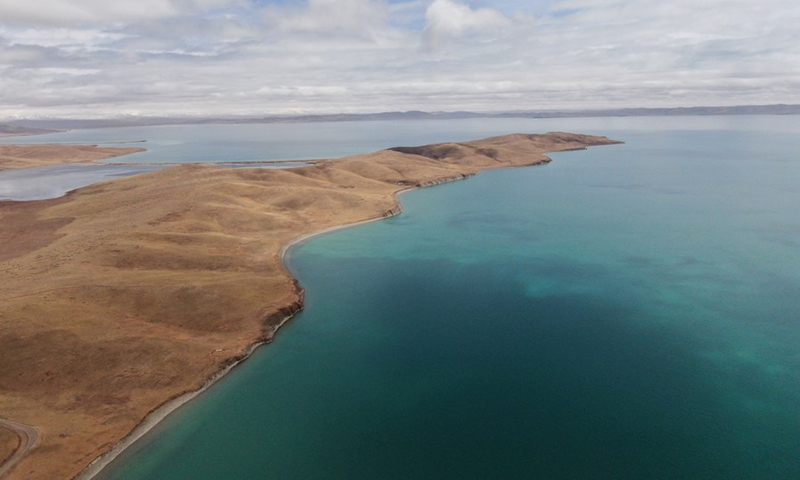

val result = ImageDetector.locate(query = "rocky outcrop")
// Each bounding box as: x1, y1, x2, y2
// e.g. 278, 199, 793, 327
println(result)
382, 205, 403, 218
416, 172, 475, 188
261, 279, 306, 342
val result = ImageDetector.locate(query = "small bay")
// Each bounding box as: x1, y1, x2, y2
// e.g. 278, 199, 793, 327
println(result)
96, 116, 800, 479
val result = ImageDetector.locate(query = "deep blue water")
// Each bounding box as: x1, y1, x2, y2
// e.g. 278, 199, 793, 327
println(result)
89, 116, 800, 479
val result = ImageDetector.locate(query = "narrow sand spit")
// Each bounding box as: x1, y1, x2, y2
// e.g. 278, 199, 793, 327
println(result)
0, 133, 621, 479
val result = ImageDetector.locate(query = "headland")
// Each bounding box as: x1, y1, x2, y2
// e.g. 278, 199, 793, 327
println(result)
0, 132, 620, 479
0, 145, 146, 171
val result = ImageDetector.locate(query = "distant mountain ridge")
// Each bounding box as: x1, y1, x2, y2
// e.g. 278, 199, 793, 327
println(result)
495, 104, 800, 118
6, 104, 800, 131
0, 124, 59, 136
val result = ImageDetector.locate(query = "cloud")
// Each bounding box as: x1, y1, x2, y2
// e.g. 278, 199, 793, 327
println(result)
0, 26, 129, 48
423, 0, 511, 47
265, 0, 391, 37
0, 0, 238, 26
1, 0, 799, 117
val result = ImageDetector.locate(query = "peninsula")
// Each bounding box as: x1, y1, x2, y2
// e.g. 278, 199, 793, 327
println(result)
0, 132, 620, 479
0, 145, 146, 171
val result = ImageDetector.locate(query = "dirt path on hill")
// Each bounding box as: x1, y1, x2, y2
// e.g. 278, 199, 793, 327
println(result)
0, 419, 39, 479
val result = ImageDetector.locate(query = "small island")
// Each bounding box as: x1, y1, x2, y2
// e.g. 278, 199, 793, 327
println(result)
0, 132, 620, 479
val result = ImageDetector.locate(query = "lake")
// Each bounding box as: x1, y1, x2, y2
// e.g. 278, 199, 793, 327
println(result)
30, 116, 799, 479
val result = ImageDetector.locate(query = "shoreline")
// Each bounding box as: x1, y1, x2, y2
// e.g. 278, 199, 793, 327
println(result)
77, 155, 565, 478
0, 132, 621, 479
77, 313, 294, 480
80, 168, 474, 480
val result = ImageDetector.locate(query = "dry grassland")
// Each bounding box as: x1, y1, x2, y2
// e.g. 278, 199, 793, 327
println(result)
0, 145, 145, 171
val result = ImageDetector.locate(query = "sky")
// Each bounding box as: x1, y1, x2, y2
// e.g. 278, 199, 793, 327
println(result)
1, 0, 799, 118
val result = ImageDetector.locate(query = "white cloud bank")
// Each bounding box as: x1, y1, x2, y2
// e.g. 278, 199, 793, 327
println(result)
423, 0, 510, 46
0, 0, 239, 25
1, 0, 799, 117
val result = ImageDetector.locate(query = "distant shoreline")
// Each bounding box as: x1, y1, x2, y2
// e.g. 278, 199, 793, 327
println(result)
0, 144, 322, 173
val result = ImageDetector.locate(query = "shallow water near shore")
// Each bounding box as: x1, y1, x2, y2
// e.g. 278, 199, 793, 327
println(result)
99, 116, 800, 479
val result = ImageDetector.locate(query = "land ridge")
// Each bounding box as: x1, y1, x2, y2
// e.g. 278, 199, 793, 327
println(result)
0, 145, 146, 171
0, 132, 621, 479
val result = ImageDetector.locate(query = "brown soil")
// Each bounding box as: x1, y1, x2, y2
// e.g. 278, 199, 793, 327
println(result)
0, 145, 145, 171
0, 132, 621, 479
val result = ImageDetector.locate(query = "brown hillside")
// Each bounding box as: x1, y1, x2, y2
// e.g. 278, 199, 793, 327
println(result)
0, 145, 145, 171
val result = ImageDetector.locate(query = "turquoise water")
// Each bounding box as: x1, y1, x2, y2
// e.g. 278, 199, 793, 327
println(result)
99, 117, 800, 479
